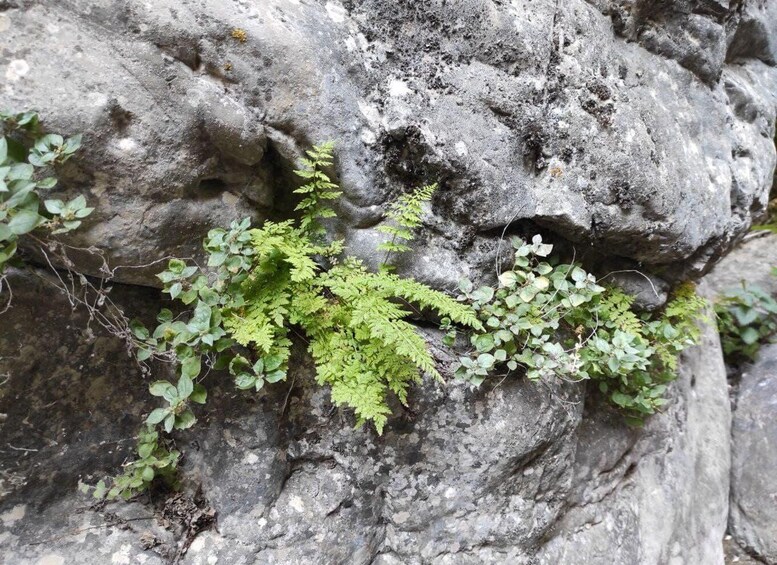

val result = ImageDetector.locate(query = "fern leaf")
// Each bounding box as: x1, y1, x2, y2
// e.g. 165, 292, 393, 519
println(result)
308, 328, 394, 434
293, 142, 340, 239
378, 184, 437, 267
597, 287, 643, 335
349, 294, 441, 379
365, 271, 483, 330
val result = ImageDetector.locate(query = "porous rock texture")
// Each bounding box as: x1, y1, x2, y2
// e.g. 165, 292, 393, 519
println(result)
705, 232, 777, 297
1, 0, 774, 563
706, 232, 777, 565
1, 0, 776, 288
729, 344, 777, 565
0, 269, 730, 564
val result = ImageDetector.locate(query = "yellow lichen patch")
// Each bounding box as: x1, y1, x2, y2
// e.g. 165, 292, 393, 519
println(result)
231, 28, 247, 43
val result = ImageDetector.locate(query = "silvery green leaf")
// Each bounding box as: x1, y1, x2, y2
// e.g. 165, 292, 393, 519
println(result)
177, 375, 194, 399
498, 270, 518, 287
174, 410, 196, 430
146, 408, 169, 425
8, 209, 43, 235
44, 199, 64, 214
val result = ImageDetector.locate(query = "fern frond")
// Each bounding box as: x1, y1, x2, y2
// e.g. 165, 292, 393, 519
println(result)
349, 294, 441, 379
286, 283, 329, 327
363, 271, 483, 330
224, 277, 291, 352
249, 222, 319, 283
385, 184, 437, 230
378, 184, 437, 267
597, 287, 643, 335
664, 281, 708, 335
293, 142, 341, 239
309, 328, 395, 434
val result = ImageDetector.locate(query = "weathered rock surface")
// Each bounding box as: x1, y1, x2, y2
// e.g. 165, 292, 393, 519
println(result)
534, 305, 731, 565
0, 270, 730, 564
1, 0, 771, 562
729, 344, 777, 564
705, 232, 777, 297
1, 0, 776, 289
703, 230, 777, 565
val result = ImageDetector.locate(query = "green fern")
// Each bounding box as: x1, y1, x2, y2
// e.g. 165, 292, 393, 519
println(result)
648, 282, 708, 373
363, 272, 483, 330
203, 148, 478, 432
662, 282, 708, 342
377, 184, 437, 268
596, 287, 643, 335
309, 326, 412, 433
294, 141, 342, 239
97, 144, 479, 497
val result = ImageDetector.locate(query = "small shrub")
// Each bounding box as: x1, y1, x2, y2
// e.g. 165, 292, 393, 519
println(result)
80, 427, 179, 500
92, 143, 481, 499
715, 281, 777, 363
453, 236, 708, 423
0, 110, 92, 275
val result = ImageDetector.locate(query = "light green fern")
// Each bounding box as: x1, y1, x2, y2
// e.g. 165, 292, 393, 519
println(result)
294, 141, 341, 239
377, 183, 437, 269
596, 287, 643, 335
94, 143, 481, 498
193, 146, 479, 432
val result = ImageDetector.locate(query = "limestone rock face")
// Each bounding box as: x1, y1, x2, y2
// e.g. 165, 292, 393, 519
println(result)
705, 233, 777, 297
729, 344, 777, 564
1, 0, 772, 562
1, 0, 776, 288
0, 270, 730, 564
709, 232, 777, 565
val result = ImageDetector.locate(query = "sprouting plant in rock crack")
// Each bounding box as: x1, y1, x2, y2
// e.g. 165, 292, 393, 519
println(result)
90, 143, 481, 500
452, 235, 709, 424
376, 182, 436, 270
751, 183, 777, 234
80, 427, 179, 500
0, 110, 92, 279
87, 142, 710, 500
715, 280, 777, 363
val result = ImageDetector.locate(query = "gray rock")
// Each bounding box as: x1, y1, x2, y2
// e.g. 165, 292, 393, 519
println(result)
728, 0, 777, 67
601, 270, 669, 311
705, 233, 777, 298
0, 269, 177, 564
0, 0, 760, 562
729, 343, 777, 564
701, 228, 777, 564
0, 271, 731, 564
1, 0, 776, 288
534, 309, 731, 565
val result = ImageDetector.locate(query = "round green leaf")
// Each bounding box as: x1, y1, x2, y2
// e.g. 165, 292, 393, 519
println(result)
265, 370, 286, 383
177, 375, 194, 398
146, 408, 170, 425
190, 383, 207, 404
8, 210, 43, 235
141, 466, 155, 482
181, 356, 201, 380
149, 381, 177, 402
174, 410, 197, 430
138, 443, 154, 459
